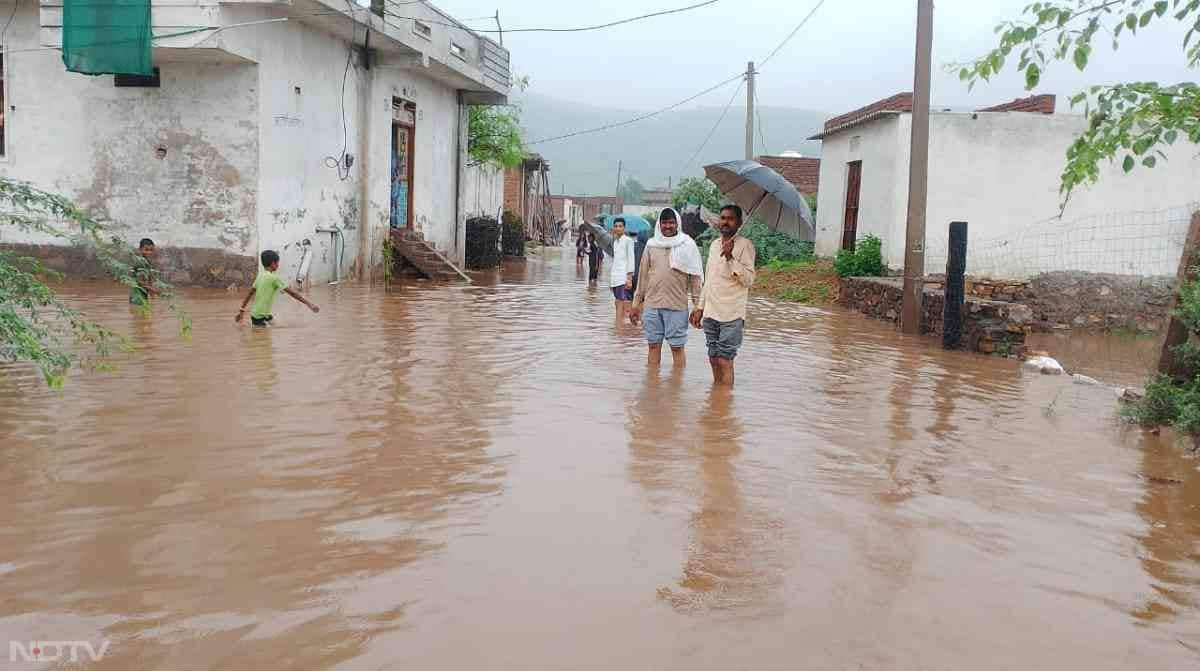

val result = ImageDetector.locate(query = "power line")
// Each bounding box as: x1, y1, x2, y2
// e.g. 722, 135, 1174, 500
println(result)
755, 88, 768, 155
372, 0, 724, 34
758, 0, 827, 69
678, 78, 744, 176
526, 73, 744, 145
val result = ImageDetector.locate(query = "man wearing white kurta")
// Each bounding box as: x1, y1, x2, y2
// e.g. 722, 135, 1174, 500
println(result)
609, 218, 636, 324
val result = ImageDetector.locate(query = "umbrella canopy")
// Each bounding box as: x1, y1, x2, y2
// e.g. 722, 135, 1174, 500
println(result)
581, 219, 614, 256
703, 160, 815, 241
600, 213, 652, 235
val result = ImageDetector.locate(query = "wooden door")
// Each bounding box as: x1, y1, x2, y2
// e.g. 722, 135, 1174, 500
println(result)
390, 102, 415, 229
842, 161, 862, 251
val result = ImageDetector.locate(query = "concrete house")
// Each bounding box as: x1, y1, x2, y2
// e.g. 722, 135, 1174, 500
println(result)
810, 93, 1200, 278
0, 0, 511, 286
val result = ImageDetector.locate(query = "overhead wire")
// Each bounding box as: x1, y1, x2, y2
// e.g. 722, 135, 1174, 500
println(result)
527, 73, 744, 145
325, 1, 360, 181
755, 88, 768, 156
677, 78, 744, 177
529, 0, 827, 149
391, 0, 722, 34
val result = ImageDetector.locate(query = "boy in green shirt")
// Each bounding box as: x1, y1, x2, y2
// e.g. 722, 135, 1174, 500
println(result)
236, 250, 320, 327
129, 238, 160, 306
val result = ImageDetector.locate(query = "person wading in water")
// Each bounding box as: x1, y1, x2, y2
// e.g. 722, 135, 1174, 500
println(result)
691, 205, 756, 386
629, 208, 704, 367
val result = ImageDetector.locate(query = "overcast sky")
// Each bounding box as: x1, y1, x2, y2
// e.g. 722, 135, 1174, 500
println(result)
433, 0, 1193, 114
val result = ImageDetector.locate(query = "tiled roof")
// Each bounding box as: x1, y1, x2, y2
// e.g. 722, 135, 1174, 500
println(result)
977, 94, 1056, 114
756, 156, 820, 195
808, 92, 913, 140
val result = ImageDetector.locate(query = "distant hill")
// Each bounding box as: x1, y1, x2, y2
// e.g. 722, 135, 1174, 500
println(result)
515, 92, 830, 197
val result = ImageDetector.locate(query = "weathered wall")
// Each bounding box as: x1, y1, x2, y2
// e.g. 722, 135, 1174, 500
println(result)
1, 4, 475, 285
923, 113, 1200, 278
813, 115, 909, 263
816, 109, 1200, 277
838, 276, 1032, 356
0, 2, 259, 282
463, 164, 505, 220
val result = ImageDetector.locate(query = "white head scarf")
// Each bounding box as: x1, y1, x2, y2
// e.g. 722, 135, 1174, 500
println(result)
645, 208, 705, 279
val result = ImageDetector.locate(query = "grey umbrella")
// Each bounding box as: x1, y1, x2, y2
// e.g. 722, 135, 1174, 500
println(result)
703, 160, 816, 241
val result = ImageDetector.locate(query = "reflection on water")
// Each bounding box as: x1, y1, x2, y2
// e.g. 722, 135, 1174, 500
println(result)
0, 247, 1197, 669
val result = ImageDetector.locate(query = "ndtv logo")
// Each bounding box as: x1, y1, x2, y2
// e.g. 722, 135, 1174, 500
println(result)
9, 641, 111, 663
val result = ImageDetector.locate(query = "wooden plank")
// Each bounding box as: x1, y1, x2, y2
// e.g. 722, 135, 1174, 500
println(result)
1157, 211, 1200, 377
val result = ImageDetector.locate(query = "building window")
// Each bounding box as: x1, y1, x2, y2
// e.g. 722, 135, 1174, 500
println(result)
412, 20, 432, 39
114, 67, 161, 88
449, 41, 466, 60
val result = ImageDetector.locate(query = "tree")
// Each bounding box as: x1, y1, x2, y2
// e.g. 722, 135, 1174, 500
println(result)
673, 177, 722, 211
468, 105, 527, 170
618, 177, 645, 205
467, 76, 530, 170
960, 0, 1200, 201
0, 177, 187, 387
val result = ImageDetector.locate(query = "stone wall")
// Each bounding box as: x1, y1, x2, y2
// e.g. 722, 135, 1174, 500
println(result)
839, 276, 1032, 356
1025, 271, 1174, 332
3, 242, 258, 289
924, 271, 1174, 333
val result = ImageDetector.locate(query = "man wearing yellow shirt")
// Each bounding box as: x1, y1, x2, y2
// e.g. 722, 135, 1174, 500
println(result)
690, 205, 756, 386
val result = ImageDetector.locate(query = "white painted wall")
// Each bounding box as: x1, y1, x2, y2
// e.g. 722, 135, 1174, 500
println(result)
813, 114, 909, 266
2, 1, 486, 283
462, 164, 504, 220
815, 110, 1200, 278
923, 112, 1200, 277
0, 2, 258, 255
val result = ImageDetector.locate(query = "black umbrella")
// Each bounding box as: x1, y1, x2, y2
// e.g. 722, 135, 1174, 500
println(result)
703, 160, 816, 241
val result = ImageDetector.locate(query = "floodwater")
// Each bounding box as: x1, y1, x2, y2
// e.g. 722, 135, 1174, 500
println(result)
1, 248, 1198, 670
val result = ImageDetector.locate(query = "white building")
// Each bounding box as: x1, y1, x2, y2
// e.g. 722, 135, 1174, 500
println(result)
0, 0, 510, 285
811, 93, 1200, 278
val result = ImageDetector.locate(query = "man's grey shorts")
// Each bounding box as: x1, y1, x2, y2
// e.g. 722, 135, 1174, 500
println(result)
643, 308, 689, 348
703, 317, 744, 360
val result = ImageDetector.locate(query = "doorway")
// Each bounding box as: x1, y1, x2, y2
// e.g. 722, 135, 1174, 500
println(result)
842, 160, 862, 251
390, 99, 416, 229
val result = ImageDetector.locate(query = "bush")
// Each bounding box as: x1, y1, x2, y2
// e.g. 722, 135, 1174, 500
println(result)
1124, 274, 1200, 445
465, 216, 501, 269
696, 220, 814, 267
834, 235, 885, 278
501, 211, 525, 257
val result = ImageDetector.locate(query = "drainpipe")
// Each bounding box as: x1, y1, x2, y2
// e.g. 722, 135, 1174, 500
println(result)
454, 92, 469, 266
357, 40, 374, 281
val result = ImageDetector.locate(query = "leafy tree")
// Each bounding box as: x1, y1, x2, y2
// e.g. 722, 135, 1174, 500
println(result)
618, 177, 645, 205
468, 105, 527, 170
673, 177, 721, 211
467, 75, 530, 170
959, 0, 1200, 200
0, 177, 187, 387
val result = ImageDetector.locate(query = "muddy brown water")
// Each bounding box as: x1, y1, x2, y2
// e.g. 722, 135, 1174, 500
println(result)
1, 248, 1198, 670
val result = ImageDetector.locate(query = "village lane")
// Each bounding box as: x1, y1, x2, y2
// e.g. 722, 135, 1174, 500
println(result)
1, 247, 1198, 670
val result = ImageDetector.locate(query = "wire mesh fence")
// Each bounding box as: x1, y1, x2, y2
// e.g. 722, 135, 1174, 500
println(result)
923, 203, 1200, 280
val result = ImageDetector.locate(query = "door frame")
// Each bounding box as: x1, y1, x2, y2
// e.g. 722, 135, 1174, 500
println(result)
391, 99, 416, 229
842, 160, 862, 251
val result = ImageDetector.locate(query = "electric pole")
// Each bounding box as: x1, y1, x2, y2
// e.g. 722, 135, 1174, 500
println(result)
901, 0, 933, 335
745, 61, 756, 161
614, 160, 623, 201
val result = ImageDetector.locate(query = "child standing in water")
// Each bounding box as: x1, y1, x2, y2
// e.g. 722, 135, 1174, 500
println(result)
129, 238, 160, 306
236, 250, 320, 326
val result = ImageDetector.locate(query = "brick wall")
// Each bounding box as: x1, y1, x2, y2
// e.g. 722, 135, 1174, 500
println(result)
503, 166, 524, 218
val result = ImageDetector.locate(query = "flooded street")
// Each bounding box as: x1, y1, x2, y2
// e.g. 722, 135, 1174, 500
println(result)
2, 247, 1199, 670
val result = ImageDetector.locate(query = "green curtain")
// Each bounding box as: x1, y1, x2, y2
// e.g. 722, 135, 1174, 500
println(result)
62, 0, 154, 76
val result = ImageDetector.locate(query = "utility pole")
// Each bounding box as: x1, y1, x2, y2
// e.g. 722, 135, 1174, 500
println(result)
614, 160, 623, 204
744, 61, 756, 161
901, 0, 934, 335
